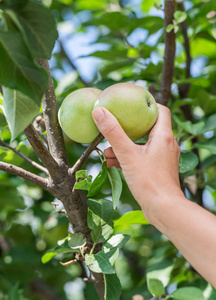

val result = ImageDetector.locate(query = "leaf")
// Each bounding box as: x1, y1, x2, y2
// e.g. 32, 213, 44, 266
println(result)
74, 179, 92, 191
141, 0, 155, 13
5, 1, 58, 59
194, 137, 216, 154
3, 87, 40, 140
179, 152, 199, 173
87, 198, 114, 243
170, 287, 204, 300
41, 247, 74, 264
85, 234, 129, 274
0, 0, 28, 10
114, 210, 149, 232
147, 279, 165, 297
103, 234, 130, 250
0, 31, 48, 103
104, 273, 122, 300
85, 247, 119, 274
68, 232, 86, 250
174, 115, 205, 135
107, 167, 122, 209
166, 24, 174, 33
88, 162, 108, 197
201, 114, 216, 133
75, 170, 88, 181
146, 259, 174, 287
174, 11, 187, 24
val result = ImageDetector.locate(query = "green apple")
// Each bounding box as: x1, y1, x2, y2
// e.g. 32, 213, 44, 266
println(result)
94, 83, 158, 141
58, 87, 102, 143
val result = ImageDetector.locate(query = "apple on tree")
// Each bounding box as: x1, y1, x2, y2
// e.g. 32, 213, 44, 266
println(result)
58, 87, 102, 143
94, 82, 158, 141
58, 83, 158, 143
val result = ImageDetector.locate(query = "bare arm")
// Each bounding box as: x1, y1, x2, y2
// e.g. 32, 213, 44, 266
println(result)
92, 105, 216, 288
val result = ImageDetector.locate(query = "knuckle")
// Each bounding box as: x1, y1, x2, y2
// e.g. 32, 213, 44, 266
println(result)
161, 130, 174, 143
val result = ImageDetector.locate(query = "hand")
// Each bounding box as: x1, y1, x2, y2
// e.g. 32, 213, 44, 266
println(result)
92, 104, 183, 224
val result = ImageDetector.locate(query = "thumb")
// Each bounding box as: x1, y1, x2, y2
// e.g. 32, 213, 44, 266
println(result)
92, 107, 136, 160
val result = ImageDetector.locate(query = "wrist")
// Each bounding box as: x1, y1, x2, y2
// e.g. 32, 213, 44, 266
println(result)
142, 187, 186, 228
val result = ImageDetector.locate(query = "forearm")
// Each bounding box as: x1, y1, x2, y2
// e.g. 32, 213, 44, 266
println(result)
148, 193, 216, 288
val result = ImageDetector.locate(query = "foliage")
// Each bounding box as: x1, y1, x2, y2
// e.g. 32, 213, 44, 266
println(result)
0, 0, 216, 299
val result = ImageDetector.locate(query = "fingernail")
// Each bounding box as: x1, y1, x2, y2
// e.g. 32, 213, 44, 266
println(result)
92, 108, 105, 123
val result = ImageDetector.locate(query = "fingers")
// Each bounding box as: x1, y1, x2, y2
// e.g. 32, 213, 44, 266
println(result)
104, 147, 121, 168
148, 104, 173, 144
104, 147, 115, 158
92, 107, 136, 162
106, 158, 121, 169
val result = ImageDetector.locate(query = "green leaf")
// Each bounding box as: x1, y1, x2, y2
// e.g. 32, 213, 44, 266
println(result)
3, 87, 40, 140
68, 232, 86, 250
85, 234, 129, 274
174, 11, 187, 24
41, 247, 74, 264
191, 38, 216, 58
170, 287, 204, 300
174, 115, 205, 135
146, 259, 174, 287
179, 152, 199, 173
85, 247, 119, 274
166, 24, 174, 33
201, 114, 216, 133
5, 1, 58, 59
0, 0, 28, 10
103, 234, 130, 250
107, 167, 122, 209
104, 273, 122, 300
130, 16, 164, 35
114, 210, 149, 233
74, 179, 92, 191
87, 198, 114, 243
147, 279, 165, 297
141, 0, 155, 13
0, 31, 48, 103
88, 49, 128, 60
88, 162, 108, 197
194, 137, 216, 154
75, 170, 88, 181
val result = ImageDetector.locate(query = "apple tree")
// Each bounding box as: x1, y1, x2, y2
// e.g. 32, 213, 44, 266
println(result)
0, 0, 216, 299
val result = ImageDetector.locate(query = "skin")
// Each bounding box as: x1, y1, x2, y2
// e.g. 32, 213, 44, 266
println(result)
94, 83, 158, 141
58, 88, 101, 144
92, 104, 216, 289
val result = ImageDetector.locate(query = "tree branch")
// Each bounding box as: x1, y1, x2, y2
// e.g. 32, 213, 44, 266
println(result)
24, 124, 60, 181
59, 39, 90, 87
33, 115, 48, 146
38, 59, 69, 167
0, 140, 48, 175
68, 133, 104, 175
0, 161, 49, 190
177, 0, 191, 98
158, 0, 176, 105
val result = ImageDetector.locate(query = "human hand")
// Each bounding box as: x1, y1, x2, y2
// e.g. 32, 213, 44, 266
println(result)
92, 104, 183, 224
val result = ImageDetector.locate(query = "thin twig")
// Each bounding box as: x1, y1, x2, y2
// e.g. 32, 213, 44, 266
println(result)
24, 124, 60, 181
0, 140, 49, 174
58, 39, 90, 87
68, 133, 104, 175
0, 161, 49, 190
37, 59, 69, 168
158, 0, 176, 105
